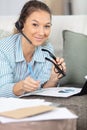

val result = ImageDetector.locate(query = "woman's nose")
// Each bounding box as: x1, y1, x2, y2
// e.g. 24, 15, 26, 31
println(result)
38, 27, 45, 35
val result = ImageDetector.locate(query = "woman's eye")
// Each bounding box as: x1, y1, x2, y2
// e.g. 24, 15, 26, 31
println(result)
32, 23, 38, 27
45, 25, 51, 29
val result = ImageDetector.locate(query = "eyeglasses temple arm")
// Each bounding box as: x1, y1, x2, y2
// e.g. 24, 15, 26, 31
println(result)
42, 49, 56, 61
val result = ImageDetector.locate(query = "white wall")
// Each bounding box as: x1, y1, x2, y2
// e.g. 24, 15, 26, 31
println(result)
0, 0, 44, 15
62, 0, 87, 15
72, 0, 87, 14
0, 0, 29, 15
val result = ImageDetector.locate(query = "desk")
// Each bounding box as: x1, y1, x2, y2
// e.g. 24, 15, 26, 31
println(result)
0, 119, 77, 130
0, 97, 77, 130
24, 95, 87, 130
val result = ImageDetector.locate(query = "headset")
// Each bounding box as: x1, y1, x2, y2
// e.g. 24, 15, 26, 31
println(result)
15, 21, 32, 44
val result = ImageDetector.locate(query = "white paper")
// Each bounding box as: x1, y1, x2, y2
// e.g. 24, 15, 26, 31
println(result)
0, 97, 52, 112
0, 107, 78, 123
20, 87, 81, 98
0, 98, 78, 123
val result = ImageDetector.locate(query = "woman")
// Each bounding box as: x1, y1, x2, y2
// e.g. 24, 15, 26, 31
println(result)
0, 0, 66, 97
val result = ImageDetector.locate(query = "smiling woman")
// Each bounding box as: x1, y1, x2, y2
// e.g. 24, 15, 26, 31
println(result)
0, 0, 66, 98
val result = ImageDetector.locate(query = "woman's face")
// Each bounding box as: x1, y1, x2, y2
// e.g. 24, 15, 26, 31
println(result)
23, 10, 51, 46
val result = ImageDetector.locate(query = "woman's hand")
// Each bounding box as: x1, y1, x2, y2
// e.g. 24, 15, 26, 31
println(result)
50, 57, 66, 82
42, 57, 66, 88
13, 77, 40, 96
55, 57, 66, 79
23, 76, 40, 92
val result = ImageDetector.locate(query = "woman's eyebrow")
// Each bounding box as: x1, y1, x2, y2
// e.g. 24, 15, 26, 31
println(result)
32, 20, 51, 25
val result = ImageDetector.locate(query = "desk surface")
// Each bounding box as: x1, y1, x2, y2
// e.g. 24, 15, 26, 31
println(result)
23, 94, 87, 130
0, 119, 77, 130
1, 95, 87, 130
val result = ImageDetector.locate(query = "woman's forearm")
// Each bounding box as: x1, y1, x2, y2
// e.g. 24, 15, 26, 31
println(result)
42, 79, 59, 88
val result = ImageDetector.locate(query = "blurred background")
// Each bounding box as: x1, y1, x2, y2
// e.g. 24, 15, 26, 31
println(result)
0, 0, 87, 15
44, 0, 87, 15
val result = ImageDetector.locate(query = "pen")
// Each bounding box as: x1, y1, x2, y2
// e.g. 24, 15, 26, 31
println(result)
28, 64, 35, 79
28, 64, 40, 89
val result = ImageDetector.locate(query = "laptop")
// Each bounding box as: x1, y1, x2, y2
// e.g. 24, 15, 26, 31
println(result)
73, 76, 87, 96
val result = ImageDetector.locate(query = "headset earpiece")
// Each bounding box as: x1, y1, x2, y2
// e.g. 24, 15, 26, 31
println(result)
15, 20, 32, 44
15, 21, 24, 31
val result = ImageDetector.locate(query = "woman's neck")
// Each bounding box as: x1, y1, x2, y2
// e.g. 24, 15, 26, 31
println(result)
22, 40, 35, 62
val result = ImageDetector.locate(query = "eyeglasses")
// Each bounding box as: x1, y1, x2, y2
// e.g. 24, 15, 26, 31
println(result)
42, 49, 66, 78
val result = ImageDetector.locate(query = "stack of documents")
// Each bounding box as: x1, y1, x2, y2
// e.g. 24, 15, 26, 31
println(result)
0, 97, 78, 123
20, 87, 81, 98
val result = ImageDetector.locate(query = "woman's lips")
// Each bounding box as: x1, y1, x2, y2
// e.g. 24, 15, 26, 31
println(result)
35, 37, 44, 42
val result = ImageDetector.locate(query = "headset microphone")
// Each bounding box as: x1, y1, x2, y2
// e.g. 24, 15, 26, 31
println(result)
15, 21, 32, 44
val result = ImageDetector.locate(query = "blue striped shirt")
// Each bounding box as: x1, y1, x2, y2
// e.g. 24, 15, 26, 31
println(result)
0, 34, 54, 97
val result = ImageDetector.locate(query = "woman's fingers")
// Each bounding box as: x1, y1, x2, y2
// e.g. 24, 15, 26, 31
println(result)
56, 57, 66, 72
22, 76, 40, 92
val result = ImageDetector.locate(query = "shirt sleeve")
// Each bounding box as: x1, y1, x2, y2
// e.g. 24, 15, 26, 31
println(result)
0, 50, 17, 97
